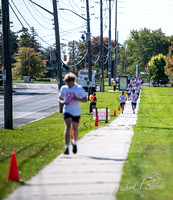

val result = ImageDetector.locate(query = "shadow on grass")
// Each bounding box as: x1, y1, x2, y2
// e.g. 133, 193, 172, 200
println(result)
139, 125, 173, 131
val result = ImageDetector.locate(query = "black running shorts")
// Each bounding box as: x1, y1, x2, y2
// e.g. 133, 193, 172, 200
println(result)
63, 113, 81, 123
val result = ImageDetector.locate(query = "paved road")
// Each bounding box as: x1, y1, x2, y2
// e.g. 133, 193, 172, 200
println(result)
0, 83, 59, 128
5, 98, 139, 200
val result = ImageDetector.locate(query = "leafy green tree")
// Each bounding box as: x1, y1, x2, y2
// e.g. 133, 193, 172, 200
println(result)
12, 47, 46, 79
10, 31, 19, 63
146, 54, 168, 85
18, 27, 40, 51
68, 40, 87, 71
119, 28, 171, 75
165, 46, 173, 85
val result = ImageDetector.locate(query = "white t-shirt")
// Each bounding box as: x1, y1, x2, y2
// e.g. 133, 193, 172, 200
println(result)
131, 93, 138, 103
59, 83, 87, 116
118, 94, 127, 103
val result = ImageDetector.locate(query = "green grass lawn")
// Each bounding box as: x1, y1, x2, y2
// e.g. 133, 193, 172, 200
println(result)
116, 87, 173, 200
0, 91, 121, 200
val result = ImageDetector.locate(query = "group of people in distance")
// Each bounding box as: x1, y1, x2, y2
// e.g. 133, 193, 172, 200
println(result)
118, 77, 142, 114
58, 73, 142, 155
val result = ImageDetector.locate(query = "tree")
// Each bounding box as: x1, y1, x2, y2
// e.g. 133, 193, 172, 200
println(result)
68, 40, 87, 71
10, 31, 19, 63
120, 28, 171, 75
18, 27, 41, 51
165, 46, 173, 85
12, 47, 47, 79
146, 54, 168, 85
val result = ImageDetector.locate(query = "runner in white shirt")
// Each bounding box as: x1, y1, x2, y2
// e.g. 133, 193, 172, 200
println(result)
131, 89, 138, 114
58, 73, 87, 155
118, 91, 127, 113
126, 84, 132, 100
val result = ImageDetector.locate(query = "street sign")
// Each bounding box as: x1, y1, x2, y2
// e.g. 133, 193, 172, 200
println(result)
45, 67, 57, 70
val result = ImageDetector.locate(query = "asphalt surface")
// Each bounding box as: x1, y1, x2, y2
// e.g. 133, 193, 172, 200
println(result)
5, 97, 140, 200
0, 83, 59, 128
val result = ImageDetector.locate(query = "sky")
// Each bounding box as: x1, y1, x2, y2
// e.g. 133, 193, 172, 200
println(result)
6, 0, 173, 52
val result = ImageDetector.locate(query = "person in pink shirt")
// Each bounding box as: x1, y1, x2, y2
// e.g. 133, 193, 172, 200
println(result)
58, 73, 87, 155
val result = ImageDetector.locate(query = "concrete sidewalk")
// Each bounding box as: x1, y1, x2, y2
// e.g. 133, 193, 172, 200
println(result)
5, 99, 139, 200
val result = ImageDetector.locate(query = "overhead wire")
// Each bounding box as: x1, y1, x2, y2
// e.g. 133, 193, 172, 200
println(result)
9, 2, 25, 27
11, 0, 53, 46
11, 0, 32, 29
23, 0, 53, 30
26, 0, 53, 25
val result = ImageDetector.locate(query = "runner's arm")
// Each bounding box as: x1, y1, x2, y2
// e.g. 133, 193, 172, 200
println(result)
58, 97, 69, 105
73, 95, 88, 102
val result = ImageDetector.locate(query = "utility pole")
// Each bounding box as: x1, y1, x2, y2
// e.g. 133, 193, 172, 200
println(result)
113, 0, 118, 79
2, 0, 13, 129
123, 46, 126, 74
108, 0, 112, 86
52, 0, 63, 112
72, 40, 75, 72
116, 31, 119, 75
86, 0, 92, 97
100, 0, 104, 92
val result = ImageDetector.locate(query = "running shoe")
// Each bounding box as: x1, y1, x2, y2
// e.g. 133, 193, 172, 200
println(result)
64, 148, 69, 155
72, 143, 77, 154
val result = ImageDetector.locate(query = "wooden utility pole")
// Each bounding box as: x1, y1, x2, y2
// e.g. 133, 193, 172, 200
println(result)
52, 0, 63, 112
86, 0, 92, 97
2, 0, 13, 129
100, 0, 104, 92
108, 0, 112, 86
114, 0, 118, 79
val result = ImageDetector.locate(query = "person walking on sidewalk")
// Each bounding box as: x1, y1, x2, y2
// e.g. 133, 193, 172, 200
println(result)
131, 89, 138, 114
118, 91, 127, 113
90, 92, 97, 113
58, 73, 87, 155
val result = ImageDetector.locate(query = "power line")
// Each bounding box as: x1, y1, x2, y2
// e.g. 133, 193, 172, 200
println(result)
11, 0, 53, 46
26, 0, 53, 25
11, 0, 32, 29
9, 3, 25, 27
23, 0, 53, 30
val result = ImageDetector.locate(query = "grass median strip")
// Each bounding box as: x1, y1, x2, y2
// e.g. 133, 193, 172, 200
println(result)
0, 91, 121, 199
116, 87, 173, 200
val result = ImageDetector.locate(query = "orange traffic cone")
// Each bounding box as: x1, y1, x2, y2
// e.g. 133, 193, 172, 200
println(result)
71, 127, 73, 139
95, 117, 98, 126
118, 105, 120, 111
8, 152, 19, 182
114, 110, 116, 116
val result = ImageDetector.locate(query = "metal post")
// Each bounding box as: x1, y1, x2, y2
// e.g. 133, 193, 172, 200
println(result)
2, 0, 13, 129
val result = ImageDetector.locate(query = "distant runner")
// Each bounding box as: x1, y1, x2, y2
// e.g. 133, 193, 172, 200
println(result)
58, 73, 87, 155
131, 89, 138, 114
118, 91, 127, 113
